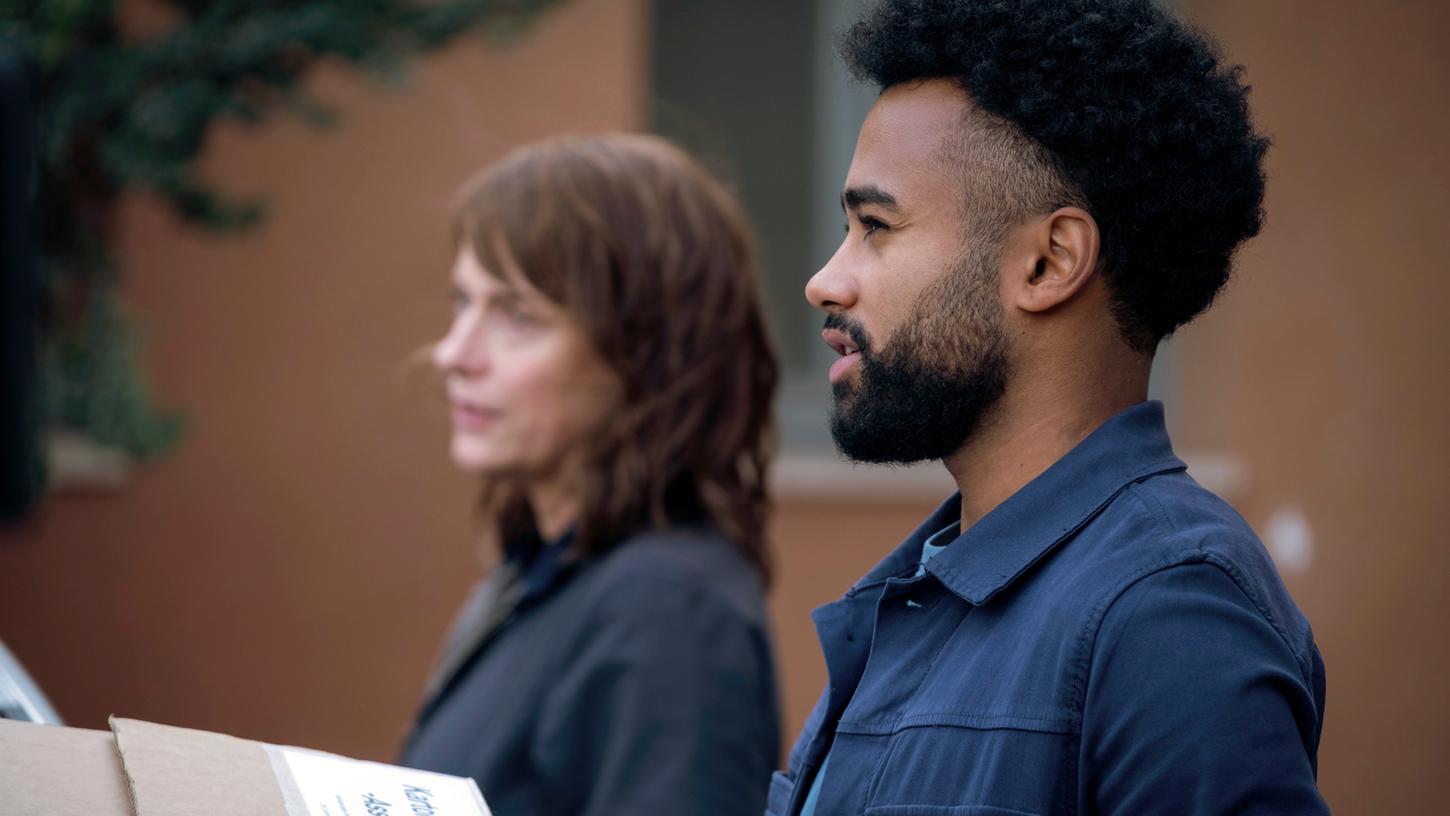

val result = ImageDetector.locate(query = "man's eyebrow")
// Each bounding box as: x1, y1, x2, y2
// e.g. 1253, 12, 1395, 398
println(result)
841, 185, 901, 212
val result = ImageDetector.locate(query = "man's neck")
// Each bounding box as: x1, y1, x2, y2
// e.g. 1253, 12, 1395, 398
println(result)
943, 371, 1149, 531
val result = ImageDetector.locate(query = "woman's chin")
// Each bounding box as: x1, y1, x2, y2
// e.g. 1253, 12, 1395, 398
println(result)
449, 437, 507, 475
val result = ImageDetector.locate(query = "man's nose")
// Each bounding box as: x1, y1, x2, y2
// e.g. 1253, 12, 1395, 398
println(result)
805, 241, 859, 313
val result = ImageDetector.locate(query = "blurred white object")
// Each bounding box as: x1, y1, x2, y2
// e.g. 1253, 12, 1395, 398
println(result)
0, 638, 63, 724
46, 428, 131, 490
1264, 505, 1314, 574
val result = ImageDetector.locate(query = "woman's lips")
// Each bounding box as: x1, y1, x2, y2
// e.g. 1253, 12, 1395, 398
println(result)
451, 402, 500, 431
829, 352, 861, 384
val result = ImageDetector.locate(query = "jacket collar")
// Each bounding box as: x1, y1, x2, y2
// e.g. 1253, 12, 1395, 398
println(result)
505, 528, 580, 608
857, 401, 1185, 606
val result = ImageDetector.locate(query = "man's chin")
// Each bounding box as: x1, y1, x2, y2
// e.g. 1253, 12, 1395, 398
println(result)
831, 437, 935, 466
830, 376, 861, 402
829, 412, 933, 466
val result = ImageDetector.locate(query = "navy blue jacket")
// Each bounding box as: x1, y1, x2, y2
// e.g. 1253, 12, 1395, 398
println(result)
404, 527, 779, 816
770, 402, 1328, 815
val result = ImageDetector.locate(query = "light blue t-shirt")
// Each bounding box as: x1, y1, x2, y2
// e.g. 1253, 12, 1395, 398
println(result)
798, 521, 960, 815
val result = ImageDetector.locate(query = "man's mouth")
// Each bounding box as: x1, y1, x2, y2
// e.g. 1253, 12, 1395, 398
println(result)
822, 328, 860, 357
821, 327, 863, 385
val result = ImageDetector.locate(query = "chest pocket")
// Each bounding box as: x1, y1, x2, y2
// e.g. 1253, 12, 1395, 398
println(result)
765, 770, 795, 816
827, 715, 1072, 815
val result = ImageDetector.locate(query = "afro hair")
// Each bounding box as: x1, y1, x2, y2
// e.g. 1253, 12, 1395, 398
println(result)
840, 0, 1270, 350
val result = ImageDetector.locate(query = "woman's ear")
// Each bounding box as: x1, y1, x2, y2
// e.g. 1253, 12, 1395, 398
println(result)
1006, 206, 1101, 314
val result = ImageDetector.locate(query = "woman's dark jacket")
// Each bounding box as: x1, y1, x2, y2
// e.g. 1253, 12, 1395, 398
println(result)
401, 527, 780, 815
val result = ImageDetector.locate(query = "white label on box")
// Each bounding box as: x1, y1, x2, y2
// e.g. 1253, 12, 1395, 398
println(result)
271, 746, 492, 816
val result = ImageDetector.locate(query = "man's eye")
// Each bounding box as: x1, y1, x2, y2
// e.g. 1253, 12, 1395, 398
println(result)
843, 217, 888, 237
859, 216, 887, 236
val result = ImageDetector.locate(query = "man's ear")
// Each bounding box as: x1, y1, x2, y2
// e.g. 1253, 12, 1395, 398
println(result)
1004, 207, 1101, 314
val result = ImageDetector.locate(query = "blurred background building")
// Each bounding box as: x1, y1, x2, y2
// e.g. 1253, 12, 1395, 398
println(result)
1, 0, 1446, 812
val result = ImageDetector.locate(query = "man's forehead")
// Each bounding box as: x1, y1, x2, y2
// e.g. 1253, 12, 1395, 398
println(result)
845, 79, 971, 201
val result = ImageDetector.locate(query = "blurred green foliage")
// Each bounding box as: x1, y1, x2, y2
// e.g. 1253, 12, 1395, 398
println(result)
1, 0, 559, 467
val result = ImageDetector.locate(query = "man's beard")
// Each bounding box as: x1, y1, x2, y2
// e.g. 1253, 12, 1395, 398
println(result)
828, 241, 1011, 464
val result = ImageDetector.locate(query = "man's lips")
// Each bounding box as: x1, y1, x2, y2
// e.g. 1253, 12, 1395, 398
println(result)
829, 352, 861, 384
822, 327, 860, 357
822, 328, 863, 385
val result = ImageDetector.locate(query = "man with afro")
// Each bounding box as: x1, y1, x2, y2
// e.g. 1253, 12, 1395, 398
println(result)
776, 1, 1328, 813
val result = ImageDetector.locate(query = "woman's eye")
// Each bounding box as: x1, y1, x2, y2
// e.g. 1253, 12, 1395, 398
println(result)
500, 303, 539, 327
450, 288, 469, 313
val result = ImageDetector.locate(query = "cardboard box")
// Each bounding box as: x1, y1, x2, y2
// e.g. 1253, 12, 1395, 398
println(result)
0, 718, 131, 816
0, 716, 491, 816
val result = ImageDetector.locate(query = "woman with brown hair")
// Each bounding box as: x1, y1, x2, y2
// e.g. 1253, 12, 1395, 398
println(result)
401, 133, 780, 814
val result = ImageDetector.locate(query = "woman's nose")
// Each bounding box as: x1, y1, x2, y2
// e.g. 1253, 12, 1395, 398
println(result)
433, 313, 486, 374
